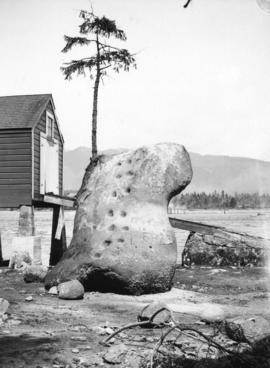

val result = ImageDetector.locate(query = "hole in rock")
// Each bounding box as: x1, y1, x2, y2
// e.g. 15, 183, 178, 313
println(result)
149, 246, 153, 249
108, 209, 114, 216
104, 240, 112, 246
94, 252, 102, 258
118, 238, 125, 243
127, 170, 134, 176
109, 224, 116, 231
127, 159, 132, 164
126, 187, 131, 193
123, 226, 129, 231
116, 174, 122, 179
121, 211, 127, 217
82, 269, 130, 294
117, 162, 122, 166
112, 191, 117, 197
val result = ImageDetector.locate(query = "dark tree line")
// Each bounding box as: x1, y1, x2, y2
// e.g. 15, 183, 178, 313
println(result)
171, 191, 270, 209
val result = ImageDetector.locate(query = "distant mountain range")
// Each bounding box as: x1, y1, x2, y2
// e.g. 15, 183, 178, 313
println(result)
64, 147, 270, 195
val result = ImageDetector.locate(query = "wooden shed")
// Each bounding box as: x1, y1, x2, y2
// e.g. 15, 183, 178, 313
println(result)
0, 94, 65, 208
0, 94, 74, 265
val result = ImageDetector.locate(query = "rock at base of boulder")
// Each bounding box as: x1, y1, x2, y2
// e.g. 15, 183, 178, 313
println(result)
48, 286, 58, 295
183, 232, 265, 267
58, 280, 84, 300
23, 265, 48, 283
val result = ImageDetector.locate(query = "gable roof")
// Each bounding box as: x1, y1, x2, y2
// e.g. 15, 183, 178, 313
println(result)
0, 94, 52, 130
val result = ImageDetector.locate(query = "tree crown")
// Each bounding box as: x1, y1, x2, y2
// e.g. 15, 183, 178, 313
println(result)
61, 10, 136, 80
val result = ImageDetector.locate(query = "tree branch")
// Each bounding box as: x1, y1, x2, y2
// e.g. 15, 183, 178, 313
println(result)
62, 35, 92, 53
183, 0, 193, 8
100, 64, 112, 71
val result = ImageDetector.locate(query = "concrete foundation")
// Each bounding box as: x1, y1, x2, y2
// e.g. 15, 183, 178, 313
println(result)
18, 206, 35, 236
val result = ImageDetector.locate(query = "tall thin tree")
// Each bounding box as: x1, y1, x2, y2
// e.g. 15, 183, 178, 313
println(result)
61, 10, 136, 159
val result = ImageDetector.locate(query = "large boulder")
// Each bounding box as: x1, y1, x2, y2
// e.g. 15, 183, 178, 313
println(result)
45, 143, 192, 295
225, 316, 270, 345
182, 232, 266, 267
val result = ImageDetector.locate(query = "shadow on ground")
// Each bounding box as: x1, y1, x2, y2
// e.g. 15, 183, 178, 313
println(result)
0, 334, 59, 366
147, 336, 270, 368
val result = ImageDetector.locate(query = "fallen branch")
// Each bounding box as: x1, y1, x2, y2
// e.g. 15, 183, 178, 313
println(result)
101, 304, 250, 367
101, 321, 159, 346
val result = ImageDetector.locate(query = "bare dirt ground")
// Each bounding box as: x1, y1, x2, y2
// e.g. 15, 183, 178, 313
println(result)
0, 266, 269, 368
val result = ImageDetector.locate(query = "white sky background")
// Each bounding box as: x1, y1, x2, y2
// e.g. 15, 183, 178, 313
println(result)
0, 0, 269, 161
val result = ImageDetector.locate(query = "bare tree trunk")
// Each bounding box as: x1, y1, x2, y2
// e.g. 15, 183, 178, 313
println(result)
91, 35, 101, 159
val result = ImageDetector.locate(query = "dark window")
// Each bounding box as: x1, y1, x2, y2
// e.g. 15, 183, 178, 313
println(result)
47, 115, 54, 138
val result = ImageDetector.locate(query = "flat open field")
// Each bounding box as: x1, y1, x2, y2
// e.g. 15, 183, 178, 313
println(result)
1, 209, 270, 265
0, 209, 270, 367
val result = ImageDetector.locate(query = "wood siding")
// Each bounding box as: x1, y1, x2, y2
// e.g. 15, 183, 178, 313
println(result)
33, 101, 63, 200
0, 129, 32, 208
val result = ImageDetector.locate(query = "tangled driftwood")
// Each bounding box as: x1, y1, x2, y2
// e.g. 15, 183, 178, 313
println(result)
101, 304, 249, 368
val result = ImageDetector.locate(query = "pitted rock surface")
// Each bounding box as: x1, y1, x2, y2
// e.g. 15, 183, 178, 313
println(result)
182, 232, 266, 267
45, 143, 192, 294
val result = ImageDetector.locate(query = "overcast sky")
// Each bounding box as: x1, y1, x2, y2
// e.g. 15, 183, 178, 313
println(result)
0, 0, 269, 161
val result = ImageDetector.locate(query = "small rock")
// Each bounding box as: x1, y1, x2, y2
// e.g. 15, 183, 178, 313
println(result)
103, 344, 127, 364
199, 303, 225, 323
72, 348, 80, 354
71, 336, 87, 341
48, 286, 58, 295
237, 343, 252, 353
25, 296, 33, 302
72, 357, 81, 364
0, 298, 9, 315
83, 345, 92, 350
68, 325, 87, 332
104, 327, 114, 335
58, 280, 84, 300
209, 269, 227, 275
198, 288, 206, 292
2, 314, 8, 321
118, 332, 127, 339
9, 319, 22, 325
23, 265, 48, 283
138, 302, 171, 325
85, 354, 102, 365
92, 326, 107, 335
